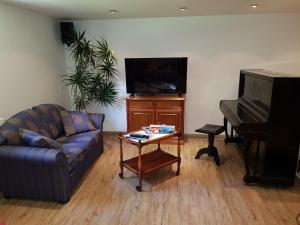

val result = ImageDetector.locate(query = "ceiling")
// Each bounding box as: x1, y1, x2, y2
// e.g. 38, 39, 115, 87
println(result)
4, 0, 300, 19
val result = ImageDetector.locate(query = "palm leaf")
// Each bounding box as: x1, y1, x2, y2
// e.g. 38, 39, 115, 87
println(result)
89, 79, 117, 106
95, 38, 117, 64
64, 29, 118, 110
97, 61, 118, 80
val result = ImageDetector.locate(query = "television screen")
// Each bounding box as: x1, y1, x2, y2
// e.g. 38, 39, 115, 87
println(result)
125, 57, 187, 95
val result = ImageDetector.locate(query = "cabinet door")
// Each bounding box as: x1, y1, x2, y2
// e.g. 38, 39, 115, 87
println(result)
128, 108, 155, 131
155, 109, 182, 132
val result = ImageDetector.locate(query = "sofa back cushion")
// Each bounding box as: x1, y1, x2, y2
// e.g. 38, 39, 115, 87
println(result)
88, 113, 105, 130
32, 104, 65, 139
60, 111, 96, 136
0, 109, 51, 145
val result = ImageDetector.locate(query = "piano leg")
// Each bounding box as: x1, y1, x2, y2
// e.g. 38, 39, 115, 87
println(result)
253, 141, 260, 175
223, 117, 242, 144
243, 140, 251, 176
242, 140, 258, 184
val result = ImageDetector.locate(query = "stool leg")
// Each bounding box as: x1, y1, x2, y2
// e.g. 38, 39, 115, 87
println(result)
195, 134, 215, 159
208, 134, 214, 148
195, 148, 211, 159
195, 134, 220, 166
209, 134, 220, 166
212, 147, 220, 166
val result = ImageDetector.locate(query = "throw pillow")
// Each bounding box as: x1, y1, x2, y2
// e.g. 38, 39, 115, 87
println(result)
19, 128, 63, 150
60, 111, 96, 136
0, 109, 52, 145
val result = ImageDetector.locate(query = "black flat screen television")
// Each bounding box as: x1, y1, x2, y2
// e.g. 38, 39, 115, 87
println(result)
125, 57, 187, 95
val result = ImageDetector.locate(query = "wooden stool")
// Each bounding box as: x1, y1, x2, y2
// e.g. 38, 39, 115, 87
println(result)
195, 124, 224, 166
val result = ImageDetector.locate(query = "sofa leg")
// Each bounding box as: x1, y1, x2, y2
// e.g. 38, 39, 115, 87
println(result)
3, 193, 12, 200
57, 197, 70, 204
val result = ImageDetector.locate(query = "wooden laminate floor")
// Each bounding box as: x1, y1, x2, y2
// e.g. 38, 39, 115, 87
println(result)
0, 134, 299, 225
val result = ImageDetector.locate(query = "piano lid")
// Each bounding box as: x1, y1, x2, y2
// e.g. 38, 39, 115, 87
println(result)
238, 70, 273, 121
241, 69, 300, 78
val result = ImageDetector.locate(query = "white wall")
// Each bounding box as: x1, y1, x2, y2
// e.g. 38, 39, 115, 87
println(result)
0, 2, 70, 119
71, 13, 300, 133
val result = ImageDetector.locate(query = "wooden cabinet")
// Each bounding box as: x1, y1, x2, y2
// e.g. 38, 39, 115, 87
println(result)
156, 109, 182, 134
126, 95, 185, 143
128, 108, 154, 131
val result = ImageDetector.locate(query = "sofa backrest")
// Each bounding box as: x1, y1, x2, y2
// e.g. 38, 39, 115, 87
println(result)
32, 104, 66, 139
0, 109, 51, 145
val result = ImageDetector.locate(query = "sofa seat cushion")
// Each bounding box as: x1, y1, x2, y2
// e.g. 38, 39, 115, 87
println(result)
0, 109, 51, 145
56, 130, 100, 172
32, 104, 66, 139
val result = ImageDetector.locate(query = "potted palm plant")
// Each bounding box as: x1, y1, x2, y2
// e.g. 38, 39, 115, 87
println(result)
64, 28, 118, 110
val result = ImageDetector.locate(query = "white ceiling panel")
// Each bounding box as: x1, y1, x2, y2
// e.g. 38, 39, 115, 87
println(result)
3, 0, 300, 19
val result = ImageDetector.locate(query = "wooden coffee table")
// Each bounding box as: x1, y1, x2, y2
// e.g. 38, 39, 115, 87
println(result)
118, 131, 181, 192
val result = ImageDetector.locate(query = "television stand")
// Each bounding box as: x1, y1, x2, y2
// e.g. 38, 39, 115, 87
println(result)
126, 95, 185, 144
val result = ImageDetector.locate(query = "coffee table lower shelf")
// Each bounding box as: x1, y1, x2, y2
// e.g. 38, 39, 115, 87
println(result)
118, 131, 181, 191
122, 150, 179, 176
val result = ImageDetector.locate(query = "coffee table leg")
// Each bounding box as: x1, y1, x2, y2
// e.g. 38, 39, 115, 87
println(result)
119, 136, 124, 179
176, 133, 181, 176
136, 141, 142, 192
157, 141, 161, 151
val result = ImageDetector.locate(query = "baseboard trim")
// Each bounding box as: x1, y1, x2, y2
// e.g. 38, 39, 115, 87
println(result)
103, 131, 124, 135
185, 134, 225, 139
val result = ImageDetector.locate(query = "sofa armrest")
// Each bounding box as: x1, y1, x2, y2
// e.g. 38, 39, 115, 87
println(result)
0, 145, 71, 203
89, 113, 105, 130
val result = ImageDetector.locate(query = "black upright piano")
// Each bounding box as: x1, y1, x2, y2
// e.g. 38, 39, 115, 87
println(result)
220, 69, 300, 186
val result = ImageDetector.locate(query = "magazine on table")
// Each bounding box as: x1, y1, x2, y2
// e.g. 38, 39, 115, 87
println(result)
148, 124, 175, 134
125, 125, 176, 142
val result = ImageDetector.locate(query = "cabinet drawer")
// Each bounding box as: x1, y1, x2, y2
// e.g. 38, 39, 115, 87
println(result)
128, 101, 153, 108
156, 101, 182, 108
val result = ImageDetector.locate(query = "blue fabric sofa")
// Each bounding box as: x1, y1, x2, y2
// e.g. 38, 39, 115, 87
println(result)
0, 104, 104, 203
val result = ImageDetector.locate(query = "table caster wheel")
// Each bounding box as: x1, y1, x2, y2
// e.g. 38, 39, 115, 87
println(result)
136, 186, 142, 192
119, 173, 123, 179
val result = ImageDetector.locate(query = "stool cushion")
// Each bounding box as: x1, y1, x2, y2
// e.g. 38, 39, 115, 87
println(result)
195, 124, 224, 135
